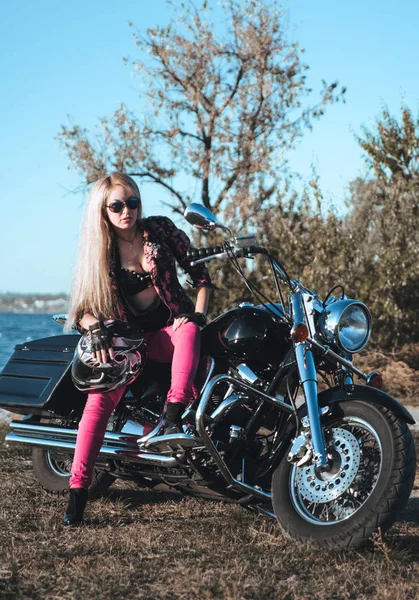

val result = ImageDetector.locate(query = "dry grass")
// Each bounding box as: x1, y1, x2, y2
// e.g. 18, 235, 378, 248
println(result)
1, 424, 419, 599
356, 344, 419, 406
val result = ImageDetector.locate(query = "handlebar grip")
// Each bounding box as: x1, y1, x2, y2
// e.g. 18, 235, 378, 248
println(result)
187, 248, 201, 260
187, 246, 223, 260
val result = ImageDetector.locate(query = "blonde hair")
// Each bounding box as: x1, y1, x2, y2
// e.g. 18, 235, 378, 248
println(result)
66, 173, 142, 329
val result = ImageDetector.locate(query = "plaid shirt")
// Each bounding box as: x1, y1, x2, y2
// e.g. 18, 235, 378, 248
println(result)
108, 216, 215, 324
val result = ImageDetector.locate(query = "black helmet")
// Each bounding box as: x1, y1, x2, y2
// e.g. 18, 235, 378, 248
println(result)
71, 320, 147, 393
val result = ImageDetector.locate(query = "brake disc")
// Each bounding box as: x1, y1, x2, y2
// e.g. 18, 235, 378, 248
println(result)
295, 427, 361, 503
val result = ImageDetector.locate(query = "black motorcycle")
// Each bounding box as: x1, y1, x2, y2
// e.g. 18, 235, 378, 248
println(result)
0, 203, 416, 548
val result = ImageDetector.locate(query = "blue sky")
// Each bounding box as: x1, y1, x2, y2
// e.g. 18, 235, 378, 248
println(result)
0, 0, 417, 294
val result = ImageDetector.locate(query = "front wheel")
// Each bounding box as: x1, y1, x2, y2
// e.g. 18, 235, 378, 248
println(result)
271, 400, 416, 548
32, 448, 116, 498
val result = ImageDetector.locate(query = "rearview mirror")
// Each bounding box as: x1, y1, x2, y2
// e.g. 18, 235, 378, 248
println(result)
184, 203, 219, 230
184, 203, 232, 235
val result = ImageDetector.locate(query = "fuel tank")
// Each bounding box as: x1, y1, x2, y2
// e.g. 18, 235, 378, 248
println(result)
202, 304, 291, 364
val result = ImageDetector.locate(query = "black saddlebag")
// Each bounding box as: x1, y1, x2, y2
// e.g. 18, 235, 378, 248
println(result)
0, 335, 86, 416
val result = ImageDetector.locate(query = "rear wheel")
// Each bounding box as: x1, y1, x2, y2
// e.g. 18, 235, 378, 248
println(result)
32, 448, 116, 497
271, 400, 416, 548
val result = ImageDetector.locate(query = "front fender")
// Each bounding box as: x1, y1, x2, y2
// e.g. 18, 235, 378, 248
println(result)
317, 384, 415, 425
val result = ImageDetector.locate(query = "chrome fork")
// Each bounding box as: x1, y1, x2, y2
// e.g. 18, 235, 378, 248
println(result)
291, 291, 328, 469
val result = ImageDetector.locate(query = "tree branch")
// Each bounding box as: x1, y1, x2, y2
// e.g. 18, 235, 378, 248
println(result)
214, 172, 238, 211
126, 171, 186, 208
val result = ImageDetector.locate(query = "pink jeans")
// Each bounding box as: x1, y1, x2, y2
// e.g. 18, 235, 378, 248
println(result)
69, 321, 200, 489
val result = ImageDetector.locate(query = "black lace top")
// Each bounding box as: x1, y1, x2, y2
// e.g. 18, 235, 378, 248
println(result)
117, 267, 154, 297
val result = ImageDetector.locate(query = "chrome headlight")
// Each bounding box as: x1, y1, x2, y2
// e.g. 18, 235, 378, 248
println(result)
318, 300, 371, 353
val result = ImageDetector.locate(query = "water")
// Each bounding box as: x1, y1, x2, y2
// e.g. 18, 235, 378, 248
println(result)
0, 313, 73, 371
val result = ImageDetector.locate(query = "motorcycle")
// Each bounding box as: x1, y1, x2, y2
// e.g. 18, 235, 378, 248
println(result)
0, 203, 416, 548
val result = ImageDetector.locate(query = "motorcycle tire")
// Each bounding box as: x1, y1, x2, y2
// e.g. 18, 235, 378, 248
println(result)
32, 448, 116, 498
271, 400, 416, 548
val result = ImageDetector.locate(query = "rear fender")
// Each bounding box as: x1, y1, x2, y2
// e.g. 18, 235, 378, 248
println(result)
317, 384, 415, 425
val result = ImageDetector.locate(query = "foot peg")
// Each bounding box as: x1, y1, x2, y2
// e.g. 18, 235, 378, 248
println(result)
144, 433, 200, 451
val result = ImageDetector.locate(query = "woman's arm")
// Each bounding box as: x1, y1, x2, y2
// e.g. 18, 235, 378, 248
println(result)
152, 216, 217, 290
194, 285, 211, 316
79, 313, 101, 332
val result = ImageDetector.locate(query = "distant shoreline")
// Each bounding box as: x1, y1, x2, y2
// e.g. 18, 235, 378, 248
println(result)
0, 294, 69, 314
0, 310, 68, 315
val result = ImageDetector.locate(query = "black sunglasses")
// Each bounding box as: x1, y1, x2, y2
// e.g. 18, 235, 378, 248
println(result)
105, 197, 140, 213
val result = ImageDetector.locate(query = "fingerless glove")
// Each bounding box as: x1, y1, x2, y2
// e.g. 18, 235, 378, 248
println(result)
88, 321, 113, 353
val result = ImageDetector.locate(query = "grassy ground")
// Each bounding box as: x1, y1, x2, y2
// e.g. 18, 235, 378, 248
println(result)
1, 424, 419, 599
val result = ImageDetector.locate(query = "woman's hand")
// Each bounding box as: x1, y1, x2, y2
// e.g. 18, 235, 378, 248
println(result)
89, 322, 115, 363
172, 315, 191, 331
173, 313, 207, 331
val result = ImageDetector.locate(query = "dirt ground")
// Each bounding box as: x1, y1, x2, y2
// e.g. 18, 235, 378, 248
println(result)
356, 344, 419, 407
1, 423, 419, 600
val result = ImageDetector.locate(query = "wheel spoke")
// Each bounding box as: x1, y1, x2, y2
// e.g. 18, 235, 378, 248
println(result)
46, 451, 72, 477
291, 416, 382, 525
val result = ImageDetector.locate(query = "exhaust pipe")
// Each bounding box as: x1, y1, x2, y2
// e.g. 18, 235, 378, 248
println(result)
6, 422, 177, 467
8, 421, 141, 447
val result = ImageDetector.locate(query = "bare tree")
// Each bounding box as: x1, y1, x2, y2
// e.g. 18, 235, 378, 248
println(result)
57, 0, 344, 223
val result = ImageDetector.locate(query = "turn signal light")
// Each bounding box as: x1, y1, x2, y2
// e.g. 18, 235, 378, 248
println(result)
367, 371, 383, 390
291, 323, 309, 343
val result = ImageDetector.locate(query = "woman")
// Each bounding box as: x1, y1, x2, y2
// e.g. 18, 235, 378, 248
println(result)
64, 172, 214, 526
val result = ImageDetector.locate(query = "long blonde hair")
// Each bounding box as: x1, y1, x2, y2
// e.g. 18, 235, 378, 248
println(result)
67, 173, 142, 329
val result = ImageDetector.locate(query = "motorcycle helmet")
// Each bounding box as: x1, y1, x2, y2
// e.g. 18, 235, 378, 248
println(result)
71, 320, 147, 393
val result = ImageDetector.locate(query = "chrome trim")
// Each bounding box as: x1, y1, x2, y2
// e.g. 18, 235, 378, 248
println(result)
202, 374, 293, 414
136, 415, 165, 445
236, 364, 260, 386
184, 203, 232, 236
190, 248, 245, 267
134, 359, 218, 443
229, 425, 244, 441
233, 233, 257, 247
294, 343, 327, 468
196, 374, 273, 501
308, 337, 369, 381
45, 450, 71, 477
210, 393, 248, 423
8, 421, 140, 447
289, 416, 383, 526
199, 357, 216, 399
144, 433, 200, 450
317, 300, 371, 353
10, 422, 79, 437
291, 292, 305, 327
5, 432, 177, 467
302, 293, 316, 338
120, 420, 147, 437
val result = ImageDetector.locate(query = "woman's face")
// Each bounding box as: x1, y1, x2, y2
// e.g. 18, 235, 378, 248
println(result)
104, 185, 139, 232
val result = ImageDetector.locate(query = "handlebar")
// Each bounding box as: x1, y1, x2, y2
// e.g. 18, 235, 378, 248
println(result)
189, 247, 249, 266
188, 244, 312, 295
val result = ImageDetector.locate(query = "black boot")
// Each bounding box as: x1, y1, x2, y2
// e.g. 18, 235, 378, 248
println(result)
162, 402, 184, 435
64, 488, 88, 526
